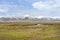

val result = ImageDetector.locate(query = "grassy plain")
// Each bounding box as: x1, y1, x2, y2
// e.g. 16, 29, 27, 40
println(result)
0, 22, 60, 40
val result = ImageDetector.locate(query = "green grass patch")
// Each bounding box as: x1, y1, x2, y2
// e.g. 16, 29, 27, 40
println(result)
43, 36, 60, 40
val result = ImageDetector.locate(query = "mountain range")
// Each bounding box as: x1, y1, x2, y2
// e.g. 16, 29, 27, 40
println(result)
0, 16, 60, 22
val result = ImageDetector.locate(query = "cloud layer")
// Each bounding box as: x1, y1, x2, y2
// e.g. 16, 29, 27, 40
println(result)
32, 0, 60, 10
32, 0, 60, 17
0, 0, 60, 17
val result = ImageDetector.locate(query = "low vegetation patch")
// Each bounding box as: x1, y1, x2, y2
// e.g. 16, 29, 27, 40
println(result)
0, 22, 60, 40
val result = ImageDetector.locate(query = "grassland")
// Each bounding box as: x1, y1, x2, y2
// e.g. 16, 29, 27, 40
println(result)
0, 22, 60, 40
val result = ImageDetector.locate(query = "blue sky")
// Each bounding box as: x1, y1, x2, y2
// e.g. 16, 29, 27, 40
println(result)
0, 0, 60, 17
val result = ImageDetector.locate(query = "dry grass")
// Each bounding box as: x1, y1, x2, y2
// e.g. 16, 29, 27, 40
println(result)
0, 22, 60, 40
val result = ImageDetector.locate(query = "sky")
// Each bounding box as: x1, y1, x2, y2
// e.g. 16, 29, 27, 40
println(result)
0, 0, 60, 17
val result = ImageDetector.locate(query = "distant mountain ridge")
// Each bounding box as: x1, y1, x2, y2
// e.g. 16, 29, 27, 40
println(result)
0, 16, 60, 22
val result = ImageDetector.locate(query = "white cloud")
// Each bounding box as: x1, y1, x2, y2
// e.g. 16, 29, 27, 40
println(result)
23, 14, 30, 17
31, 0, 60, 17
32, 0, 60, 10
0, 4, 18, 13
0, 9, 8, 13
0, 5, 9, 13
